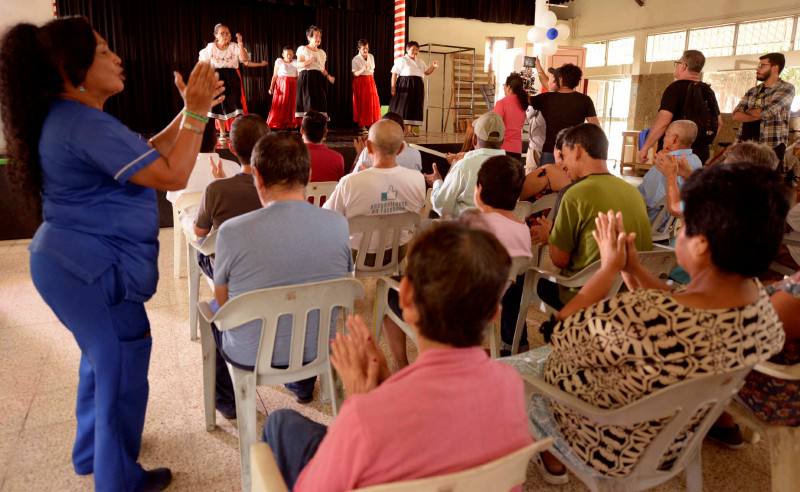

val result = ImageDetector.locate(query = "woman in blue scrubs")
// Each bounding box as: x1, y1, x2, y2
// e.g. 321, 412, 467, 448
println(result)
0, 17, 223, 492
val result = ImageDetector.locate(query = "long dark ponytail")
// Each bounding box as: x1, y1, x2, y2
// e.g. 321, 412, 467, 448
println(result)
0, 16, 95, 208
505, 75, 528, 110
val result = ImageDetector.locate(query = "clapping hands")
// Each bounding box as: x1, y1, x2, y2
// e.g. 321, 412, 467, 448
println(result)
592, 210, 639, 274
330, 315, 390, 399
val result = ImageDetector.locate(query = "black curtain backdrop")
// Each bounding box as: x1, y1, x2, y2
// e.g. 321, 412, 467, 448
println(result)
55, 0, 394, 133
407, 0, 538, 25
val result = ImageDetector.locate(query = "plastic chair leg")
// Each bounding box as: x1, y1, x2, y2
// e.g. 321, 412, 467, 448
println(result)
232, 368, 258, 492
324, 365, 339, 416
199, 319, 217, 431
684, 449, 703, 492
188, 250, 201, 342
512, 270, 536, 354
373, 279, 389, 342
172, 209, 182, 278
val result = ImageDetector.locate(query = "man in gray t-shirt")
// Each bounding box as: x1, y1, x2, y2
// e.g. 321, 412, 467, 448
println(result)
212, 133, 352, 413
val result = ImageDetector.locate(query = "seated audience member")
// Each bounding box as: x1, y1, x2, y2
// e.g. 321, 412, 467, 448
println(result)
324, 119, 426, 255
638, 120, 702, 222
166, 120, 240, 216
530, 124, 652, 308
382, 155, 532, 367
660, 141, 781, 217
193, 115, 270, 277
427, 112, 506, 218
301, 110, 345, 182
516, 163, 787, 481
738, 271, 800, 427
263, 222, 532, 490
520, 127, 572, 201
352, 112, 422, 172
212, 133, 353, 416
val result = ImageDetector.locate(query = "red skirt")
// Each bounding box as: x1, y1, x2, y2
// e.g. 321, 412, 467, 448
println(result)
352, 75, 381, 128
268, 76, 299, 129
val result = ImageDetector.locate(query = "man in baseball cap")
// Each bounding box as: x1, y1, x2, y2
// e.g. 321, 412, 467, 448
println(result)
426, 112, 507, 218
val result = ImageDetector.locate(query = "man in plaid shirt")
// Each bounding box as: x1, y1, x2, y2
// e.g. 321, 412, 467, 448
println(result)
733, 52, 796, 163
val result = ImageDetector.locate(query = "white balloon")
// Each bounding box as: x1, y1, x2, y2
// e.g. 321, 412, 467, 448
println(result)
540, 42, 558, 57
555, 23, 571, 41
527, 26, 547, 43
542, 10, 558, 28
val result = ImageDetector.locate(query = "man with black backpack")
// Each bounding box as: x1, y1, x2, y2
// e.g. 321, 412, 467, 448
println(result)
638, 50, 721, 165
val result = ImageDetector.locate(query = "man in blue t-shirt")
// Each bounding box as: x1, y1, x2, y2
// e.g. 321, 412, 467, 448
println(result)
212, 133, 353, 416
638, 120, 702, 222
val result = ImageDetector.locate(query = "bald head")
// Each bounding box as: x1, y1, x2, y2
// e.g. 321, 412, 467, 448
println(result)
666, 120, 698, 148
368, 119, 404, 158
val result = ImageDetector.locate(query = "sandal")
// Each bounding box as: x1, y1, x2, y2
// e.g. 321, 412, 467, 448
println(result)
533, 452, 569, 485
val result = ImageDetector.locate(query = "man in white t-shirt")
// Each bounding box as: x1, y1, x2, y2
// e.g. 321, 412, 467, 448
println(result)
352, 112, 422, 172
324, 119, 426, 252
426, 112, 506, 218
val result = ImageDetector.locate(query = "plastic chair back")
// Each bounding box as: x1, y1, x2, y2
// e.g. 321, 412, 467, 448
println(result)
650, 198, 678, 243
250, 439, 554, 492
349, 212, 420, 277
513, 193, 558, 222
524, 366, 753, 491
638, 244, 677, 279
306, 181, 337, 207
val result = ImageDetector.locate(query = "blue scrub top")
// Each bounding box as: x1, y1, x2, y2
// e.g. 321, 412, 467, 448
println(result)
30, 99, 162, 302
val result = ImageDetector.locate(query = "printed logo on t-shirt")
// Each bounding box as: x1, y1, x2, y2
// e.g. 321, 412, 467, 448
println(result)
370, 186, 407, 214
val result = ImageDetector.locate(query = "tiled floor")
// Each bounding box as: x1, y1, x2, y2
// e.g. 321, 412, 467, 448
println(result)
0, 230, 773, 491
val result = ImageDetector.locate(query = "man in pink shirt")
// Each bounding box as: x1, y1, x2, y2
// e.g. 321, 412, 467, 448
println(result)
263, 223, 532, 490
301, 110, 345, 182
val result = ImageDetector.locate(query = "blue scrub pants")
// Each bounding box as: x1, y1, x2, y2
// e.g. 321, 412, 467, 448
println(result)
30, 252, 151, 491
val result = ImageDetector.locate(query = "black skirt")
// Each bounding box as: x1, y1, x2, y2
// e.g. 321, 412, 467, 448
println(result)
390, 75, 424, 126
209, 68, 243, 120
296, 70, 328, 118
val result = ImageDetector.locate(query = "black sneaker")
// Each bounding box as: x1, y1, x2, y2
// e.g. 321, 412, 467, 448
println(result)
139, 468, 172, 492
216, 403, 237, 420
707, 423, 745, 450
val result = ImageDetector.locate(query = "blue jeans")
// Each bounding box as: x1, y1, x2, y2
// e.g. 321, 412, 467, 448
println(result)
30, 252, 150, 491
263, 409, 328, 489
540, 152, 556, 165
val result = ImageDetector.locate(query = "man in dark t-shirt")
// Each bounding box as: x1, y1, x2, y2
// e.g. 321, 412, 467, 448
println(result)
530, 63, 599, 165
194, 115, 270, 276
639, 50, 722, 165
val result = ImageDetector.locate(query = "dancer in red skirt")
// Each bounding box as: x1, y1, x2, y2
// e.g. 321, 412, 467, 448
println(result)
268, 46, 299, 129
351, 39, 381, 133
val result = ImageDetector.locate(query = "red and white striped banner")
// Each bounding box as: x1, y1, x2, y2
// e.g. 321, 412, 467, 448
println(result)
394, 0, 406, 59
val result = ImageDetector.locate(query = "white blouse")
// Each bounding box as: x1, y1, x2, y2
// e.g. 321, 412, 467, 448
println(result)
352, 53, 376, 76
391, 55, 428, 78
198, 42, 242, 69
296, 46, 327, 72
274, 58, 298, 78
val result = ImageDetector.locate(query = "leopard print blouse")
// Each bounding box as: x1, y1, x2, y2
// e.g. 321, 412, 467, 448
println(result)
543, 284, 785, 477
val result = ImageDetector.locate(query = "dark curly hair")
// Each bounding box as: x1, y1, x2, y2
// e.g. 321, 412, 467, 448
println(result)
681, 162, 789, 277
0, 16, 96, 211
405, 221, 510, 347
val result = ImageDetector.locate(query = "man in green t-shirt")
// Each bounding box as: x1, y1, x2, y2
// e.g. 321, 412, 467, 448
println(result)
531, 124, 653, 308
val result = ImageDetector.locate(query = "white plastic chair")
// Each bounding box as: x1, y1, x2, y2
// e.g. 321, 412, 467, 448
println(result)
513, 193, 558, 268
171, 191, 203, 278
198, 277, 364, 492
521, 366, 754, 492
373, 256, 531, 359
306, 181, 337, 207
650, 197, 679, 243
420, 188, 434, 219
250, 438, 554, 492
349, 212, 420, 278
187, 229, 218, 341
511, 244, 676, 354
727, 362, 800, 492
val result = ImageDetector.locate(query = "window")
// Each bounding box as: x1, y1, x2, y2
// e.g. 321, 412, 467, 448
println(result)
646, 31, 686, 62
583, 42, 606, 68
607, 37, 634, 65
735, 17, 794, 55
484, 37, 514, 73
688, 25, 735, 57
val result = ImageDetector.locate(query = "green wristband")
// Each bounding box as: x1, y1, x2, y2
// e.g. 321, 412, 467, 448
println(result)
183, 109, 209, 124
